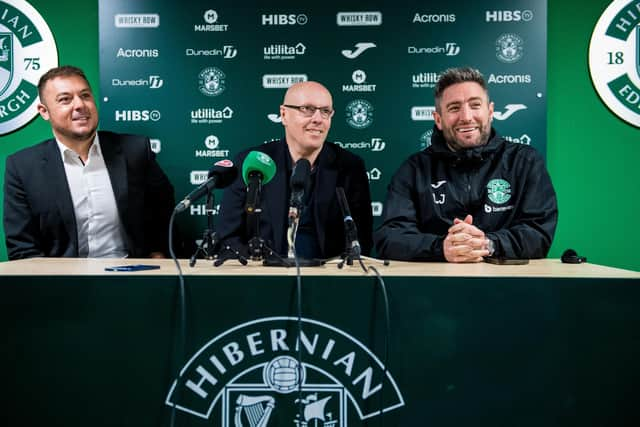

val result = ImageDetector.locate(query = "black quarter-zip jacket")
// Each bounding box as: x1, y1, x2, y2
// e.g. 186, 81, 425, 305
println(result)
374, 126, 558, 261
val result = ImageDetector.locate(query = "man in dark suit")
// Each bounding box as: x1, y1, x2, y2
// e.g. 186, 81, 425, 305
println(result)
217, 81, 372, 260
3, 65, 174, 260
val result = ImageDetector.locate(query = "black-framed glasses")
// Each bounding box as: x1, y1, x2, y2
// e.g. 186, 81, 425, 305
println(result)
283, 104, 334, 119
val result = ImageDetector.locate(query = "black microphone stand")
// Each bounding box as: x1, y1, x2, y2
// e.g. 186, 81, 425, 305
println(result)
215, 178, 275, 266
189, 191, 218, 266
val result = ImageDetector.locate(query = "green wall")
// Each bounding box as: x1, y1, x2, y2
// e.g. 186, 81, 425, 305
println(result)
1, 0, 638, 271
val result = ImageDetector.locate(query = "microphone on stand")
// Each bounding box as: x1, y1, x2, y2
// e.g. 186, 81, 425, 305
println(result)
175, 159, 237, 213
242, 151, 277, 214
287, 159, 311, 258
288, 158, 311, 222
336, 187, 361, 258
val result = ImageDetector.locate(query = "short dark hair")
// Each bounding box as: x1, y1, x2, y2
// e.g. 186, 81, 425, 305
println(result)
37, 65, 92, 100
434, 67, 489, 111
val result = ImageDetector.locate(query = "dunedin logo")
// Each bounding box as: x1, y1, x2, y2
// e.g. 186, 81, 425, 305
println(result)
165, 317, 404, 426
589, 0, 640, 127
495, 33, 524, 63
487, 179, 511, 204
345, 99, 374, 129
0, 0, 58, 136
198, 67, 226, 97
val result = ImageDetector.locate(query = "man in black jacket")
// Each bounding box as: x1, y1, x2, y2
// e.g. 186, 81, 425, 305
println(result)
3, 65, 174, 259
375, 67, 557, 262
217, 81, 372, 260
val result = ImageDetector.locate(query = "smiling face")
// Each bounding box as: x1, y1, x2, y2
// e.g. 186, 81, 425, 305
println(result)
433, 81, 494, 151
280, 81, 333, 162
37, 75, 99, 146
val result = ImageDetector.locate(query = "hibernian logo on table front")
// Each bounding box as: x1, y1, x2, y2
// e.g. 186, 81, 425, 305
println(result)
0, 0, 58, 135
165, 317, 405, 426
589, 0, 640, 128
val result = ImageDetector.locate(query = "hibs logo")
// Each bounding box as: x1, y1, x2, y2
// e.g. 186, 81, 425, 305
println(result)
198, 67, 226, 96
0, 0, 58, 135
165, 317, 404, 426
495, 33, 523, 64
487, 179, 511, 204
589, 0, 640, 127
345, 99, 373, 129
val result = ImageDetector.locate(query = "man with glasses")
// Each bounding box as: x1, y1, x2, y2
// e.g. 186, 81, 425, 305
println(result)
217, 81, 373, 260
375, 67, 557, 262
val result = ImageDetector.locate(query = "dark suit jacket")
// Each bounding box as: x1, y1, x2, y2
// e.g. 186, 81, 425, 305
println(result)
217, 139, 373, 259
3, 131, 175, 260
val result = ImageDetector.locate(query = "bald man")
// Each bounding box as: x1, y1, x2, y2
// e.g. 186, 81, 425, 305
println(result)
216, 81, 373, 260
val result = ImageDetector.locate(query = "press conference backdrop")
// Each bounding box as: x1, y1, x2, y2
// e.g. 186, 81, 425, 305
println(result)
98, 0, 547, 242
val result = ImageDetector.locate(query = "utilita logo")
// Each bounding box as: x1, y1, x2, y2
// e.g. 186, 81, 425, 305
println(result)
261, 14, 308, 26
115, 110, 161, 122
408, 43, 460, 56
190, 107, 234, 124
263, 43, 306, 60
341, 42, 376, 59
485, 10, 533, 22
412, 72, 439, 88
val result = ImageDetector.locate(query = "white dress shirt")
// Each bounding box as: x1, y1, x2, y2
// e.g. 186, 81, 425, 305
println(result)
56, 135, 128, 258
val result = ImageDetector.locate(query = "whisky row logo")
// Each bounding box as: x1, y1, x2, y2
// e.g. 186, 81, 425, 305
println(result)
589, 0, 640, 127
0, 0, 58, 135
165, 317, 405, 426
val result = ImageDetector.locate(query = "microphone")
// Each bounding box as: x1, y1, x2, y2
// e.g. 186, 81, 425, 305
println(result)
335, 187, 361, 257
175, 159, 237, 212
242, 151, 277, 214
288, 158, 311, 221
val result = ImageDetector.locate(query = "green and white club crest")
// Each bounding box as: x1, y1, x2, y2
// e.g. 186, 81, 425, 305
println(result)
589, 0, 640, 127
345, 99, 373, 129
198, 67, 226, 97
0, 0, 58, 135
487, 179, 511, 204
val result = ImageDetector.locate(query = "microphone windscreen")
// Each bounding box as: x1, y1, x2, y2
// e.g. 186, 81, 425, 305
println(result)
242, 151, 277, 185
208, 159, 238, 189
290, 158, 311, 191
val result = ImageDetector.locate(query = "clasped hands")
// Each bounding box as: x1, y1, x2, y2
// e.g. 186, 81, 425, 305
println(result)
443, 214, 491, 263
